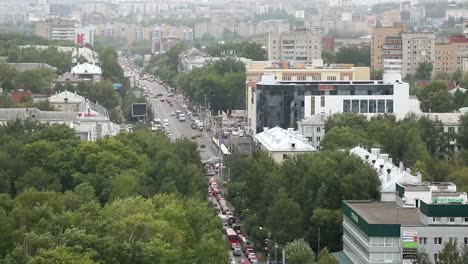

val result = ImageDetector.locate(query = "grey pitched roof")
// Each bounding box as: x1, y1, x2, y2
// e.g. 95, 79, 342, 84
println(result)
8, 63, 57, 72
55, 72, 82, 83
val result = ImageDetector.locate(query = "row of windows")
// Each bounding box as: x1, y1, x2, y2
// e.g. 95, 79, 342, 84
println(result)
419, 237, 468, 245
432, 216, 468, 223
343, 99, 394, 114
278, 76, 352, 81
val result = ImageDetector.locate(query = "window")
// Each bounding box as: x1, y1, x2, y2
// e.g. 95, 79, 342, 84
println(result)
419, 237, 427, 244
343, 100, 351, 113
449, 217, 455, 223
306, 137, 313, 142
297, 75, 306, 81
449, 127, 455, 132
434, 254, 439, 262
316, 136, 321, 142
316, 127, 321, 133
282, 76, 291, 81
378, 100, 385, 113
360, 100, 368, 113
320, 96, 325, 107
282, 154, 290, 160
369, 100, 376, 113
464, 217, 468, 223
386, 100, 393, 113
433, 217, 441, 222
434, 237, 442, 245
352, 100, 359, 113
327, 76, 337, 81
465, 237, 468, 245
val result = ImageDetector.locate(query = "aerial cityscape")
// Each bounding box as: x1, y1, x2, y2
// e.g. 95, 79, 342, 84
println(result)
0, 0, 468, 263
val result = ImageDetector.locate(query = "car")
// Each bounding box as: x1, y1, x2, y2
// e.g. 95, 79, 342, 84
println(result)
200, 144, 206, 148
230, 257, 236, 264
238, 260, 249, 264
156, 93, 163, 97
169, 103, 173, 107
191, 135, 197, 139
160, 97, 165, 102
198, 126, 204, 131
163, 119, 169, 123
191, 123, 197, 129
233, 246, 241, 256
170, 112, 176, 116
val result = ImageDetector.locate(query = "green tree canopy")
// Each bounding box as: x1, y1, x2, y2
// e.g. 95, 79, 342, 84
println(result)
285, 238, 315, 264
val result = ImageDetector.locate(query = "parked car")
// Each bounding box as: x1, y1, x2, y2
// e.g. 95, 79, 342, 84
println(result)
233, 246, 241, 256
191, 123, 197, 129
200, 144, 206, 148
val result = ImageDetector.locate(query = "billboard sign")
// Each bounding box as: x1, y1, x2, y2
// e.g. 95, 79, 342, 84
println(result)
318, 84, 334, 91
402, 230, 418, 262
76, 34, 84, 45
132, 103, 147, 117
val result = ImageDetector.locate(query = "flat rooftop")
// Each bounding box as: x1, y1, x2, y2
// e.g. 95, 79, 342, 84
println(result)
345, 201, 422, 226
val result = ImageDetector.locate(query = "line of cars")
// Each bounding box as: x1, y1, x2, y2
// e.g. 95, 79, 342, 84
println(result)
208, 178, 258, 264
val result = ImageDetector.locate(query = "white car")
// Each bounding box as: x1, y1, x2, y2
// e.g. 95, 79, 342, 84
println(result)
170, 112, 176, 116
163, 119, 169, 123
163, 122, 169, 127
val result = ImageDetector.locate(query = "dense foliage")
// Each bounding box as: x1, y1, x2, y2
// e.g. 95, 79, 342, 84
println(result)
0, 63, 56, 93
8, 47, 72, 74
0, 120, 228, 263
205, 41, 267, 60
322, 113, 468, 192
321, 47, 370, 66
177, 58, 246, 112
146, 43, 186, 87
226, 150, 379, 252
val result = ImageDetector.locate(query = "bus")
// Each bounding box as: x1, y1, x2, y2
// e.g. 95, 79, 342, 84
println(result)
225, 228, 239, 246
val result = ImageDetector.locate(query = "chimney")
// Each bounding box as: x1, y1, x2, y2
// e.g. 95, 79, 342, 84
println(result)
399, 161, 404, 171
380, 154, 389, 163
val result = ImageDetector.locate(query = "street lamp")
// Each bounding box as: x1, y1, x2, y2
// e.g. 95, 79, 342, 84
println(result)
259, 227, 271, 263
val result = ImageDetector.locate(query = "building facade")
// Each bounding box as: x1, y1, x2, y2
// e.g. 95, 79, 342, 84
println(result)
255, 126, 316, 163
383, 36, 403, 74
371, 26, 404, 71
249, 73, 409, 135
401, 33, 435, 78
434, 42, 458, 74
340, 185, 468, 264
267, 30, 322, 64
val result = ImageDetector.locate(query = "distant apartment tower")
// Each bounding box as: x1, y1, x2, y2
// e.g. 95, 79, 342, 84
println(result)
449, 35, 468, 69
434, 41, 458, 74
401, 33, 435, 78
268, 30, 322, 64
33, 18, 77, 42
152, 24, 193, 54
371, 26, 404, 71
383, 10, 401, 26
382, 36, 403, 74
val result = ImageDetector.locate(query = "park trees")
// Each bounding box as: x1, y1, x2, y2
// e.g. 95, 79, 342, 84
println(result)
0, 121, 227, 263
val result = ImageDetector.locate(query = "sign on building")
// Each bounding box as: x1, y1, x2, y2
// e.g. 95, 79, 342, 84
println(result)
402, 230, 418, 263
132, 103, 147, 117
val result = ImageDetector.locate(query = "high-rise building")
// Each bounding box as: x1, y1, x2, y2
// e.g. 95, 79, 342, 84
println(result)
434, 42, 458, 74
401, 33, 435, 78
371, 26, 404, 71
382, 36, 403, 74
268, 30, 322, 64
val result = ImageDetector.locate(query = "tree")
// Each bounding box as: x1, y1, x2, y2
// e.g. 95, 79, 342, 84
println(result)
416, 82, 456, 113
16, 68, 55, 93
285, 238, 315, 264
415, 62, 433, 80
321, 127, 370, 150
371, 69, 383, 80
29, 247, 96, 264
318, 247, 338, 264
458, 114, 468, 149
335, 47, 370, 66
413, 250, 431, 264
438, 240, 462, 264
321, 50, 336, 64
0, 63, 17, 91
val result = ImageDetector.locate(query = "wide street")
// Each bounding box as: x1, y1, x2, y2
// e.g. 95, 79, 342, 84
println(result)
140, 79, 218, 162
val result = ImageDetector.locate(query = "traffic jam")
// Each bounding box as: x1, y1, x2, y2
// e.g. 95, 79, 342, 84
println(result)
208, 177, 257, 264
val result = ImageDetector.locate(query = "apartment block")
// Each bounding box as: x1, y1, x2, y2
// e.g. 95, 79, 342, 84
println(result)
382, 36, 403, 74
383, 10, 401, 27
194, 19, 290, 39
401, 33, 435, 78
268, 30, 322, 64
33, 18, 78, 42
434, 42, 458, 74
449, 35, 468, 70
371, 26, 404, 71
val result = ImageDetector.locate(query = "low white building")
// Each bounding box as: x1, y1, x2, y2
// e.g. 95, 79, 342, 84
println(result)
72, 47, 99, 66
255, 126, 316, 163
71, 63, 102, 82
297, 113, 327, 150
0, 108, 120, 141
350, 146, 422, 201
48, 90, 85, 112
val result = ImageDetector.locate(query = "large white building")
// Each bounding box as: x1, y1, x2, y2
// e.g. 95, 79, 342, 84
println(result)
251, 73, 409, 135
255, 126, 316, 163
